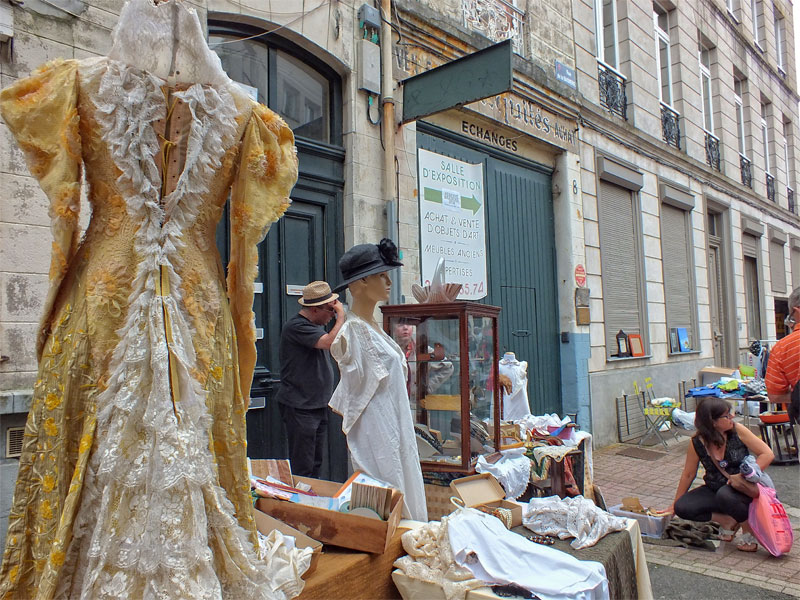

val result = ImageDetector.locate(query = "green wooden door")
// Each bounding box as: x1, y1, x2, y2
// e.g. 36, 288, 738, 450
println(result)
417, 125, 561, 415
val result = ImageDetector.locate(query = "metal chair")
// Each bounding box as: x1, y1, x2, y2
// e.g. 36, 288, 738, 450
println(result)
637, 377, 680, 449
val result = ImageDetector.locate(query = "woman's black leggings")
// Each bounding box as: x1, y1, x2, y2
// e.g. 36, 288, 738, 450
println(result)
674, 484, 752, 523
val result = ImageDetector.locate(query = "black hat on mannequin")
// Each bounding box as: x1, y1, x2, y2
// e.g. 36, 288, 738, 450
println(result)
334, 238, 403, 292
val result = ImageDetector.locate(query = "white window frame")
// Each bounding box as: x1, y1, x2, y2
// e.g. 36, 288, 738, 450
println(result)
654, 3, 673, 107
751, 0, 764, 47
727, 0, 740, 20
774, 6, 786, 74
761, 103, 772, 176
735, 79, 747, 157
783, 120, 794, 189
595, 0, 619, 69
699, 45, 714, 134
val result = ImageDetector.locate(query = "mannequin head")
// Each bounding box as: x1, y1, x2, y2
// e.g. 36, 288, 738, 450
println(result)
349, 272, 392, 305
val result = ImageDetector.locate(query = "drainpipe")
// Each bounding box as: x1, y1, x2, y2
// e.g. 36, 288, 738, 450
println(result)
381, 0, 401, 304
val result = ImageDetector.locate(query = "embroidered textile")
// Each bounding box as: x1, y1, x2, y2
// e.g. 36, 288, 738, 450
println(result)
0, 1, 298, 597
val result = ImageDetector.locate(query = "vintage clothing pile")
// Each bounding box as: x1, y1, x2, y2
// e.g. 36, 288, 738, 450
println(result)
475, 448, 530, 500
395, 508, 609, 600
0, 0, 298, 596
523, 496, 629, 549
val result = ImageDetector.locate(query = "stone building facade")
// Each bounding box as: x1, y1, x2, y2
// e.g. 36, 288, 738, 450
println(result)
0, 0, 798, 544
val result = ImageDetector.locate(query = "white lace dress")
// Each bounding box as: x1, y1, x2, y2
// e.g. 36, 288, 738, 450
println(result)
329, 315, 428, 521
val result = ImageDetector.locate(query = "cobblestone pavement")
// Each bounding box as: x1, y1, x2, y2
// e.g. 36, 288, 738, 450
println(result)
593, 431, 800, 598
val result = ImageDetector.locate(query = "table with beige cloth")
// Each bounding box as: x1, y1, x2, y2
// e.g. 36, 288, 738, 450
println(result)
392, 518, 653, 600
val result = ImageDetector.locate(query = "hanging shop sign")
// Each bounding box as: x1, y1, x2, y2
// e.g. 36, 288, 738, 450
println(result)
418, 148, 488, 300
464, 93, 579, 153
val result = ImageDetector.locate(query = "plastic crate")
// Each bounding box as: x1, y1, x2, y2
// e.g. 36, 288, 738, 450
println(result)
609, 504, 671, 538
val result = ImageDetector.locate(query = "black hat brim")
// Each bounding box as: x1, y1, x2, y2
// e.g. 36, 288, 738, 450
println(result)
333, 263, 402, 293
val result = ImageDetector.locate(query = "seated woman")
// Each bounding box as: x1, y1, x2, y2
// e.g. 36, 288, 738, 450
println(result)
668, 397, 774, 552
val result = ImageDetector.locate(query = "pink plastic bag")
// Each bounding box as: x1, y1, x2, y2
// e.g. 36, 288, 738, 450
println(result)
749, 483, 794, 557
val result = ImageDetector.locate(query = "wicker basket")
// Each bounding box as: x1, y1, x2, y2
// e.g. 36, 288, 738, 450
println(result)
424, 483, 458, 521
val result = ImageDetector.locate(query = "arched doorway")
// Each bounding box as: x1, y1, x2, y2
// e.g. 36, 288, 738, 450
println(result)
209, 23, 347, 481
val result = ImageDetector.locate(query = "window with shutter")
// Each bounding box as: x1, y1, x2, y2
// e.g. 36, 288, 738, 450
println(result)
770, 240, 786, 293
742, 233, 763, 340
598, 180, 647, 357
792, 247, 800, 289
660, 204, 697, 351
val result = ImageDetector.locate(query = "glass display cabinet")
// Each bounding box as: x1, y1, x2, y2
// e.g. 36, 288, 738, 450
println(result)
381, 302, 501, 473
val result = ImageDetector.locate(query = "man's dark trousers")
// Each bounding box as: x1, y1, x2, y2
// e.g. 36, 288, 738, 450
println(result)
278, 403, 328, 478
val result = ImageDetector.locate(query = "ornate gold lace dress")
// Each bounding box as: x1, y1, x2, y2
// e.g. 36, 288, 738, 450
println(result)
0, 2, 298, 597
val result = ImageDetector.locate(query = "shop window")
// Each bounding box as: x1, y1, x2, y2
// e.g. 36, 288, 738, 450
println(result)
660, 194, 698, 353
597, 172, 648, 359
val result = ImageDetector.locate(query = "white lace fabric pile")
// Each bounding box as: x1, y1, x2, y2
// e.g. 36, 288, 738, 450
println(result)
395, 508, 609, 600
256, 531, 313, 600
475, 447, 530, 499
523, 496, 629, 549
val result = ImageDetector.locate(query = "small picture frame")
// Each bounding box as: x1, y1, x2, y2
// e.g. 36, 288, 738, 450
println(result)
669, 328, 680, 354
628, 334, 645, 357
676, 327, 691, 352
615, 329, 630, 357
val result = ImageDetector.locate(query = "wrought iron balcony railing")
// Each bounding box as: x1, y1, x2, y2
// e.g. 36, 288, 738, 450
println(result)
705, 132, 720, 172
788, 187, 795, 214
660, 104, 680, 150
598, 63, 627, 120
740, 155, 752, 187
766, 173, 775, 202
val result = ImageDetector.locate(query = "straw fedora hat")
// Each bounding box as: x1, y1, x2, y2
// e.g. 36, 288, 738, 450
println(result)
298, 281, 339, 306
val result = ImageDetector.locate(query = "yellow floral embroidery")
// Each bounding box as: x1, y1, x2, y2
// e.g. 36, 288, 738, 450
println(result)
49, 241, 68, 280
87, 264, 128, 317
45, 393, 62, 411
50, 549, 66, 568
8, 565, 19, 583
42, 474, 55, 493
52, 183, 80, 224
39, 500, 53, 520
247, 148, 277, 181
43, 418, 58, 437
62, 106, 81, 161
79, 434, 92, 454
210, 365, 223, 381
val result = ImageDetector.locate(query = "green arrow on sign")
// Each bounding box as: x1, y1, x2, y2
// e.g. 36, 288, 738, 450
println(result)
461, 195, 481, 215
422, 188, 482, 215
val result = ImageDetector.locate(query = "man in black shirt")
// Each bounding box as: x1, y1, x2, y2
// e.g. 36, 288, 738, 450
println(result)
276, 281, 345, 478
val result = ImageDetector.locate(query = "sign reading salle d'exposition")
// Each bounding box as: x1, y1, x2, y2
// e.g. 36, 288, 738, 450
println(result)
418, 148, 488, 300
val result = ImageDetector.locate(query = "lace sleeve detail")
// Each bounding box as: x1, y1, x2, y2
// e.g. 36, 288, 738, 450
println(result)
0, 59, 82, 357
227, 102, 298, 399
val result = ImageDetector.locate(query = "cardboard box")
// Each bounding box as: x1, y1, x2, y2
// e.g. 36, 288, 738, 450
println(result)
253, 509, 323, 575
450, 472, 522, 527
255, 475, 404, 554
608, 504, 670, 538
698, 366, 736, 386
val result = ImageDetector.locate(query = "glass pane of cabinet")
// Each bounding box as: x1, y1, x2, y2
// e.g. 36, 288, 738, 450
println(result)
382, 302, 501, 472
